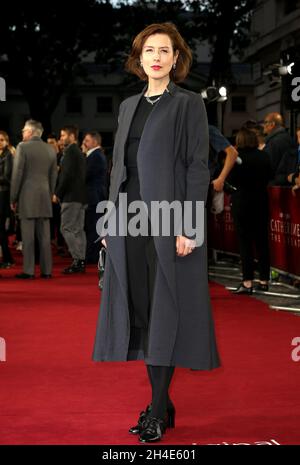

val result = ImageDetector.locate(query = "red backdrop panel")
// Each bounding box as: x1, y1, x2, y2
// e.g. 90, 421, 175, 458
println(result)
208, 187, 300, 276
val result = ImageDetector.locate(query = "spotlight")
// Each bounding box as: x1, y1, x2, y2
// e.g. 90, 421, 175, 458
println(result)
201, 86, 228, 103
219, 86, 227, 97
278, 62, 295, 75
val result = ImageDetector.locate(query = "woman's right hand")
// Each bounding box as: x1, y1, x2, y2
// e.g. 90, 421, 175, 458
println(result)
101, 238, 107, 248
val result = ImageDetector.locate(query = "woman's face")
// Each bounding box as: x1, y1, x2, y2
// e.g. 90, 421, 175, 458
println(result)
0, 135, 8, 151
140, 33, 178, 82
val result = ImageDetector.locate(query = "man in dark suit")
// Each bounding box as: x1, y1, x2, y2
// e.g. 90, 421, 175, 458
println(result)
82, 131, 108, 264
263, 112, 298, 185
10, 119, 57, 279
54, 125, 87, 274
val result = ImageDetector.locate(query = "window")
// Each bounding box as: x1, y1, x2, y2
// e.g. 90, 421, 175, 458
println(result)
97, 97, 113, 113
231, 96, 247, 113
284, 0, 297, 15
66, 96, 82, 114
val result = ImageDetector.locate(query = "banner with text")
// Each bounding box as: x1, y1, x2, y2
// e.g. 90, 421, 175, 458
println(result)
208, 187, 300, 276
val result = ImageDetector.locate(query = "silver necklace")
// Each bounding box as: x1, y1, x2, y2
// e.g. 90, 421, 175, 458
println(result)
144, 93, 163, 105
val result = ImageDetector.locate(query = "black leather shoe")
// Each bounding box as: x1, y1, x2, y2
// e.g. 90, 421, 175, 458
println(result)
15, 273, 35, 279
62, 260, 85, 274
232, 283, 253, 295
129, 404, 152, 434
139, 416, 167, 442
129, 402, 175, 435
40, 274, 52, 279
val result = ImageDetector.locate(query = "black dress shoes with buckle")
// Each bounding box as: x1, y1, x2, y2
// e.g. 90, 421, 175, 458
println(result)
232, 282, 253, 295
15, 273, 35, 279
139, 416, 167, 442
129, 404, 152, 434
129, 402, 176, 436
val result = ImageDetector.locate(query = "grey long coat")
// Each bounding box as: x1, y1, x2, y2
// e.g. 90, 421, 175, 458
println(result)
93, 80, 220, 370
10, 136, 57, 219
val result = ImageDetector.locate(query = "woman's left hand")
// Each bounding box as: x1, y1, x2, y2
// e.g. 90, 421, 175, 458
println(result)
176, 235, 196, 257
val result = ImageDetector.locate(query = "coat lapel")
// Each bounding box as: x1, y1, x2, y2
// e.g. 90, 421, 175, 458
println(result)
117, 85, 147, 166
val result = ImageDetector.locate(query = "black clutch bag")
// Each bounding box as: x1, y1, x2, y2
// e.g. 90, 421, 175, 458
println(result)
98, 247, 106, 290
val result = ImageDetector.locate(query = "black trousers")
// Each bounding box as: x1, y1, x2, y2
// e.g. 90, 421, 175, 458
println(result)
0, 215, 12, 263
231, 194, 270, 281
125, 226, 175, 419
126, 232, 156, 329
0, 193, 13, 263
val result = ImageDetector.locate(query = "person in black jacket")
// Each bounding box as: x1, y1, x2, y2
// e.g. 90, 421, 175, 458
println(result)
0, 130, 13, 268
263, 112, 297, 186
82, 131, 108, 264
54, 125, 87, 274
229, 128, 272, 294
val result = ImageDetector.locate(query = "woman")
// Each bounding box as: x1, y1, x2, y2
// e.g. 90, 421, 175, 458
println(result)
0, 130, 14, 268
92, 22, 220, 442
229, 128, 271, 294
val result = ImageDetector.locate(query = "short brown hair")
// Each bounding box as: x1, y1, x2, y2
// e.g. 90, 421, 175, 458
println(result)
125, 22, 192, 83
85, 131, 102, 147
235, 128, 259, 149
61, 125, 79, 140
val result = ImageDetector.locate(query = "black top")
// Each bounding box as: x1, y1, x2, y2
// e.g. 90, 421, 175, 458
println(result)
228, 147, 272, 198
0, 147, 13, 192
55, 143, 87, 204
122, 94, 161, 204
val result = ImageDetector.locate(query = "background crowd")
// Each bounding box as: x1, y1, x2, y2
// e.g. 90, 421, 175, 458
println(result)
0, 112, 299, 282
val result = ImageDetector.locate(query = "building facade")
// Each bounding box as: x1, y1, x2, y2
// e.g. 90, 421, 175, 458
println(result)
245, 0, 300, 135
0, 44, 257, 150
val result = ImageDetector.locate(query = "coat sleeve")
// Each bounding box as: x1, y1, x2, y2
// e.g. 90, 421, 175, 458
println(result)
49, 152, 58, 195
10, 143, 25, 204
183, 93, 210, 243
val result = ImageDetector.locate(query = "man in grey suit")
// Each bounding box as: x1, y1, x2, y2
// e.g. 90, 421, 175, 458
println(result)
10, 119, 57, 279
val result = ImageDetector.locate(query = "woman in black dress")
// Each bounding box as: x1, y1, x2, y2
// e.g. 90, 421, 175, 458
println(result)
0, 130, 13, 268
95, 23, 220, 442
230, 128, 272, 294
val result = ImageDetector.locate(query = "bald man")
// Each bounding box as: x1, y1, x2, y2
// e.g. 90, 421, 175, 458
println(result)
263, 112, 297, 186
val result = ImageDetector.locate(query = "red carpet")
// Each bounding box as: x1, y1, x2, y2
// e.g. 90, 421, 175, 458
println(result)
0, 252, 300, 445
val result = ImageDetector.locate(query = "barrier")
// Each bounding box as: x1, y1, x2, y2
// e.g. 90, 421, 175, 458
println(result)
268, 187, 300, 277
208, 187, 300, 277
208, 187, 300, 312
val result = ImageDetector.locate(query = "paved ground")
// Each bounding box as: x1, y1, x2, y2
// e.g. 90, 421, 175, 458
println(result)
208, 253, 300, 317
